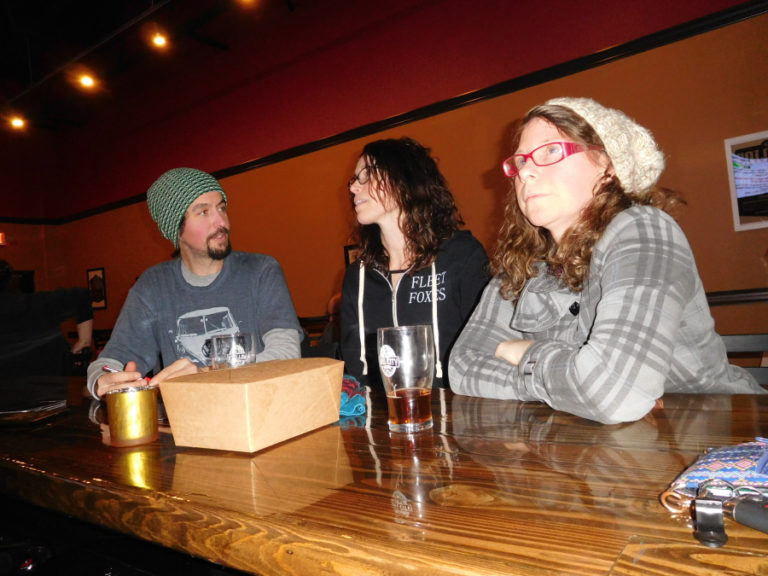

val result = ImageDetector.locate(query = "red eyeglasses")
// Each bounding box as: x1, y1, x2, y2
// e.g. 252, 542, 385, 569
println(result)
502, 141, 605, 178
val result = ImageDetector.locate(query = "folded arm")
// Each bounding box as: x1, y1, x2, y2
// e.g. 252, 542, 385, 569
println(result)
450, 210, 693, 424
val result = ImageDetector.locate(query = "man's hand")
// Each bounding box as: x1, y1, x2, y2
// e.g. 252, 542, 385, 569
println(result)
71, 339, 93, 354
72, 319, 94, 354
96, 361, 145, 397
148, 358, 200, 386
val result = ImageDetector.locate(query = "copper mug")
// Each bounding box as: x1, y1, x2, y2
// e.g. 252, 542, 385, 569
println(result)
105, 385, 159, 447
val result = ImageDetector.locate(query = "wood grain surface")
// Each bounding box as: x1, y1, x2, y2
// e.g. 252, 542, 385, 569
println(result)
0, 380, 766, 575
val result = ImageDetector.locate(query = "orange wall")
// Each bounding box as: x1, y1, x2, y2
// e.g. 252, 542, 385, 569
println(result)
0, 223, 49, 287
41, 204, 170, 328
8, 13, 768, 334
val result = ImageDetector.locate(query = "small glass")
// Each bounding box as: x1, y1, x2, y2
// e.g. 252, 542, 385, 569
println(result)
210, 332, 257, 370
377, 325, 434, 433
105, 385, 159, 447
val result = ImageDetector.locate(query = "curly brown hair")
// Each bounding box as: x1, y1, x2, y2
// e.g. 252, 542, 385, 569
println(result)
493, 104, 683, 300
354, 137, 464, 272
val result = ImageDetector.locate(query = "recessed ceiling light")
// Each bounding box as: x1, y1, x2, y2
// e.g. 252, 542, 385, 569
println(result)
152, 32, 167, 47
80, 74, 96, 88
10, 116, 25, 129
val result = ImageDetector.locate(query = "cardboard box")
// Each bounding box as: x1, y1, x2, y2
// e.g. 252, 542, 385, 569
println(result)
159, 358, 344, 453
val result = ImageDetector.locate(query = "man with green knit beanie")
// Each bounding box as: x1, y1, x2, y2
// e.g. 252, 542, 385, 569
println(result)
87, 167, 302, 399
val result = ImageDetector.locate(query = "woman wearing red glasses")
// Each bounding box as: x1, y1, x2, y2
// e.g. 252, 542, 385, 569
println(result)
449, 97, 764, 424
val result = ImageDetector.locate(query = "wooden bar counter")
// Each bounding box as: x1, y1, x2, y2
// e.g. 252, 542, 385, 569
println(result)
0, 379, 767, 575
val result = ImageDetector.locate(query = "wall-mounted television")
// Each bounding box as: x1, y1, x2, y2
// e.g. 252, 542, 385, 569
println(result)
724, 129, 768, 231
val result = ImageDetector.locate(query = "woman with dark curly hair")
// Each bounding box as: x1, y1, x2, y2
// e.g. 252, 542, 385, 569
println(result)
341, 137, 489, 388
449, 98, 763, 423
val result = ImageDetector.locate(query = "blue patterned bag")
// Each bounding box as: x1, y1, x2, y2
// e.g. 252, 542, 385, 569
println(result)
660, 437, 768, 513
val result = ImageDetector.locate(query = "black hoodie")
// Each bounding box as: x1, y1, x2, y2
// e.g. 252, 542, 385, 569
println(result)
341, 230, 489, 388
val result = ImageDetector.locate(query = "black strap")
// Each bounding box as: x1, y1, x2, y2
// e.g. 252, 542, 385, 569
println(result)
693, 498, 728, 548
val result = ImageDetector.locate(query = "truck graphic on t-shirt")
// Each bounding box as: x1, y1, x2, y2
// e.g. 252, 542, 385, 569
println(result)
174, 306, 238, 364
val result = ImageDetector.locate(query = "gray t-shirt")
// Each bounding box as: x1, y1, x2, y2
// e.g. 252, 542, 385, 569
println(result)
87, 251, 301, 397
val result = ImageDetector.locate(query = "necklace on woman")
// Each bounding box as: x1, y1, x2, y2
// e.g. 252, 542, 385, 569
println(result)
387, 268, 408, 290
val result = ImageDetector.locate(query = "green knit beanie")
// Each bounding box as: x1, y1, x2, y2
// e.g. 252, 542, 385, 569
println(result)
146, 168, 227, 247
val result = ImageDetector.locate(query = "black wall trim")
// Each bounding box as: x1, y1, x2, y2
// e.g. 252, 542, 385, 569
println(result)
5, 0, 767, 226
706, 287, 768, 306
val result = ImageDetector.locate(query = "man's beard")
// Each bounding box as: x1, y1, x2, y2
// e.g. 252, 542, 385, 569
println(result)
207, 227, 232, 260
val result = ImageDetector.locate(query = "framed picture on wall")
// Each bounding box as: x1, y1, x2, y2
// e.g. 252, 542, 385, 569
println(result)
344, 244, 361, 267
87, 267, 107, 310
724, 129, 768, 231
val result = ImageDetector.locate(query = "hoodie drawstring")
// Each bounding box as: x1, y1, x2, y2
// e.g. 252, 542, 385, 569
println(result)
431, 262, 442, 378
358, 262, 368, 375
357, 262, 442, 379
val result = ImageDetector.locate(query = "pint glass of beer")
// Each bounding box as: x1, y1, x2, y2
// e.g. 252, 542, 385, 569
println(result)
377, 325, 434, 433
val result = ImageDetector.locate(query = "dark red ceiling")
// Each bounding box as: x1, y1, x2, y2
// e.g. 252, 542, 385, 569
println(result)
1, 0, 761, 222
0, 0, 295, 131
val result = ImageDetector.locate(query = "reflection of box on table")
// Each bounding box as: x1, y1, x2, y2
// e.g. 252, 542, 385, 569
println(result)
171, 425, 352, 515
160, 358, 344, 453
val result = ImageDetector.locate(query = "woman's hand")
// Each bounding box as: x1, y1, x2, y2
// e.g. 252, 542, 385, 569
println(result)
494, 339, 534, 366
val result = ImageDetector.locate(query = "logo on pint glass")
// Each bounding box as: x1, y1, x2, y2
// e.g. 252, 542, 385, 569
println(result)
379, 344, 400, 378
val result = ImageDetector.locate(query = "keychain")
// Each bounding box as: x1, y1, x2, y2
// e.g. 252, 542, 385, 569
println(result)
693, 479, 768, 547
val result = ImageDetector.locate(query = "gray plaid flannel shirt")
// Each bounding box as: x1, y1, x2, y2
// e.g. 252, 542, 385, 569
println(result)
449, 206, 764, 424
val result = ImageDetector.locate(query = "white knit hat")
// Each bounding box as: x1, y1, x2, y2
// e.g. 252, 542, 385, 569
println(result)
546, 97, 665, 193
